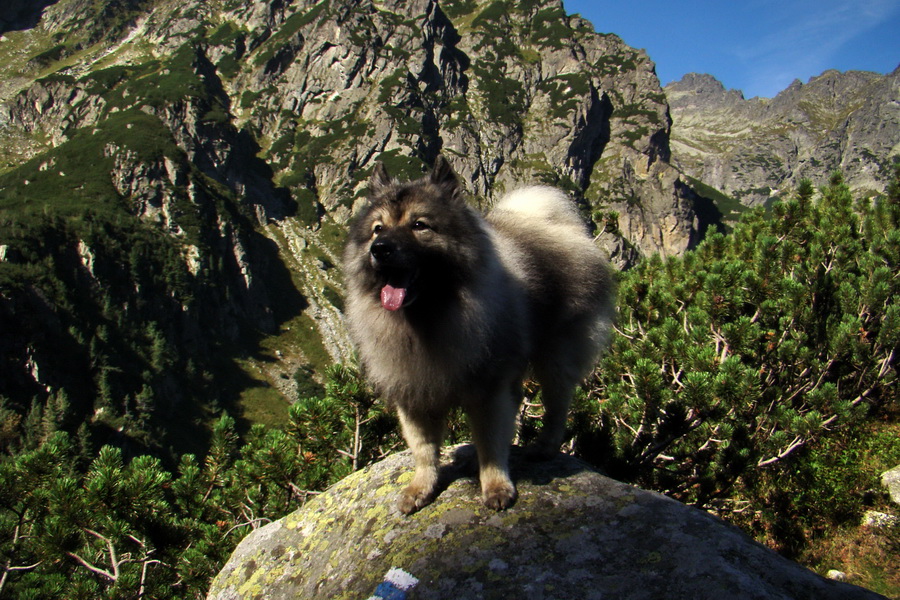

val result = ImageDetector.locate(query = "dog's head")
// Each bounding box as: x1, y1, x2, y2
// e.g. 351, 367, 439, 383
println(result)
346, 156, 483, 311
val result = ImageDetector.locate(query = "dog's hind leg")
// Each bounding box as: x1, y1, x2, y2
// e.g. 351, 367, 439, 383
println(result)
467, 383, 520, 510
396, 407, 446, 515
526, 324, 601, 460
525, 372, 577, 461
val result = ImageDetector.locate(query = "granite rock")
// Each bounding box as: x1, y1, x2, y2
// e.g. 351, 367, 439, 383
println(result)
208, 446, 886, 600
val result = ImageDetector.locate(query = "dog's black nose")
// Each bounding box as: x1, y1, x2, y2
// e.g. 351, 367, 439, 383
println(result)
370, 239, 394, 260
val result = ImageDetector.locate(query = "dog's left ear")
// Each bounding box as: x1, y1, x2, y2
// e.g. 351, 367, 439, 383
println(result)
370, 162, 393, 194
430, 155, 459, 194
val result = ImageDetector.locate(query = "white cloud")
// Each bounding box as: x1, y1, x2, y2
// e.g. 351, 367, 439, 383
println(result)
736, 0, 900, 97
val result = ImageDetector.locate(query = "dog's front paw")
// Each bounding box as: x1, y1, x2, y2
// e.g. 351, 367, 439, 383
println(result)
482, 480, 517, 510
397, 484, 435, 515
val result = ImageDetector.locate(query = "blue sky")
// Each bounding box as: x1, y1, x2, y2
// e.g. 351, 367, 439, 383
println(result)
562, 0, 900, 98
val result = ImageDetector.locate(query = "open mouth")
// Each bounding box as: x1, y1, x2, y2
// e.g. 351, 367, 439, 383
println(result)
379, 270, 418, 311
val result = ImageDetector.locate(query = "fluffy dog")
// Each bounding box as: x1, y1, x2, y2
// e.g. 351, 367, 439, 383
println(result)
343, 156, 615, 513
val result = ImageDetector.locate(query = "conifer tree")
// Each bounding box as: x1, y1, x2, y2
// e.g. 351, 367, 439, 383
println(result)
0, 398, 21, 454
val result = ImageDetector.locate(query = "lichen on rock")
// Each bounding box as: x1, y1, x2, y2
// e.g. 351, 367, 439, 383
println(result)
207, 445, 886, 600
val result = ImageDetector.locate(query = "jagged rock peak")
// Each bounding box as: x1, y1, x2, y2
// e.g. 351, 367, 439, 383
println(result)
667, 72, 745, 100
666, 66, 900, 207
207, 446, 886, 600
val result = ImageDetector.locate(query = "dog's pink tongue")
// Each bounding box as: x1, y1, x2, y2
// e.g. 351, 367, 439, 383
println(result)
381, 284, 407, 311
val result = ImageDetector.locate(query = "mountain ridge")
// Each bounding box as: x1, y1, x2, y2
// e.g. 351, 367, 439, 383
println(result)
666, 66, 900, 207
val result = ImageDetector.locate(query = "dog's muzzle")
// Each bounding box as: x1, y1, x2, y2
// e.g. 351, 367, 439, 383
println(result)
369, 238, 417, 311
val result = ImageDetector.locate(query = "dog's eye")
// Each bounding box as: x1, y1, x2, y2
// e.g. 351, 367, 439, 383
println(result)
372, 224, 383, 234
411, 220, 431, 232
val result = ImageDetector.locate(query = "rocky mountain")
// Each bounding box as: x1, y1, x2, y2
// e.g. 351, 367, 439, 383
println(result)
0, 0, 701, 452
0, 0, 705, 253
666, 68, 900, 209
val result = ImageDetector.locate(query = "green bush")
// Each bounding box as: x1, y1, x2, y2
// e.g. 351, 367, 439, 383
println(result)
571, 172, 900, 517
0, 363, 400, 598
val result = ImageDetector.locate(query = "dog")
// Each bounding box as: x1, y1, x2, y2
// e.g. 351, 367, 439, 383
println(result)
342, 156, 615, 514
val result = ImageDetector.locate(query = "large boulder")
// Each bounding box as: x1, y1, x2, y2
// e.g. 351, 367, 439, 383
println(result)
207, 446, 885, 600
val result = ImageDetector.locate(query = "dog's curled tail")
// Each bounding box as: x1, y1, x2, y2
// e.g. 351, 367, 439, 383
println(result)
491, 186, 586, 230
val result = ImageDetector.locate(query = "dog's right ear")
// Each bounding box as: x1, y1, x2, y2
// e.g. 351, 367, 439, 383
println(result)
370, 162, 392, 194
430, 155, 459, 193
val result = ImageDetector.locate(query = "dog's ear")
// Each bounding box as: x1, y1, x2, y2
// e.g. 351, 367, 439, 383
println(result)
370, 162, 392, 194
430, 155, 459, 193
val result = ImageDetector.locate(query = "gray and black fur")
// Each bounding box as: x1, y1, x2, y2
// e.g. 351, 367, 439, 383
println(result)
343, 156, 615, 513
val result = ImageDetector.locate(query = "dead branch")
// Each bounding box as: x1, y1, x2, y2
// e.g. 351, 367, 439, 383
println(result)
756, 435, 805, 467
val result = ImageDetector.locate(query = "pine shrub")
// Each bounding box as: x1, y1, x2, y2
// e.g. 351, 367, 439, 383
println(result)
572, 172, 899, 517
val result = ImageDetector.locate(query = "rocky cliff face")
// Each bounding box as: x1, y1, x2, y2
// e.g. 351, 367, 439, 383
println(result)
1, 0, 699, 260
666, 68, 900, 207
225, 0, 699, 263
207, 446, 886, 600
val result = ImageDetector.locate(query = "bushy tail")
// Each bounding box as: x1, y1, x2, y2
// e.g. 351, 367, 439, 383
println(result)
491, 186, 586, 230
